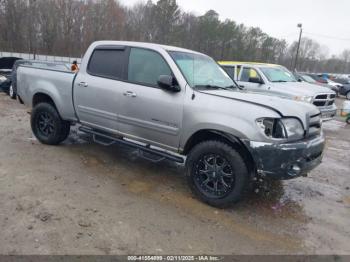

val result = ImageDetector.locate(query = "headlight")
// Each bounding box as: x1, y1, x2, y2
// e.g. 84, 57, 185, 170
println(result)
256, 118, 304, 141
0, 75, 7, 82
294, 95, 313, 103
280, 118, 305, 140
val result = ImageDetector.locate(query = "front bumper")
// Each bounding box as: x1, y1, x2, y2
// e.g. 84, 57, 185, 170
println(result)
244, 133, 325, 180
319, 104, 337, 121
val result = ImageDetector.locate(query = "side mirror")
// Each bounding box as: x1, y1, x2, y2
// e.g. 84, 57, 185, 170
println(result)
249, 77, 263, 84
157, 75, 180, 92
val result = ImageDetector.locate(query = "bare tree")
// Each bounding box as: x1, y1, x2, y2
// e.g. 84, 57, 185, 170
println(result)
0, 0, 349, 73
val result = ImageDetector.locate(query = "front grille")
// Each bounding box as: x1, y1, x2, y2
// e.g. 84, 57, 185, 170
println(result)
308, 113, 321, 137
313, 93, 335, 107
314, 101, 326, 107
316, 94, 327, 99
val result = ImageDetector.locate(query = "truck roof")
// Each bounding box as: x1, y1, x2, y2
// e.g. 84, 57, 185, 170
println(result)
91, 41, 204, 56
218, 61, 281, 67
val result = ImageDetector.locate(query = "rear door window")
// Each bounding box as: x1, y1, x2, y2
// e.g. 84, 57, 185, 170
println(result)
88, 48, 126, 79
128, 48, 172, 87
239, 67, 260, 82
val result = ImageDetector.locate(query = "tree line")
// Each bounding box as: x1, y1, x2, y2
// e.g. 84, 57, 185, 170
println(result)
0, 0, 349, 73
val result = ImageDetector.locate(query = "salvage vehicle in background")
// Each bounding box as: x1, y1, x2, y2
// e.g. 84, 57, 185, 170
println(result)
294, 72, 339, 95
17, 41, 325, 207
307, 73, 342, 93
322, 79, 342, 92
333, 77, 350, 100
219, 61, 337, 120
0, 57, 22, 96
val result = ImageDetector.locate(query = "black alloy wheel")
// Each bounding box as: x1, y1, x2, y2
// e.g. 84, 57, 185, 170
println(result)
193, 154, 235, 199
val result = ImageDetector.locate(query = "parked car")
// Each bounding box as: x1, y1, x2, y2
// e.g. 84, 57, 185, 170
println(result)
333, 77, 350, 100
17, 41, 325, 207
307, 74, 328, 84
307, 73, 342, 92
325, 79, 343, 91
0, 57, 22, 95
334, 77, 350, 85
295, 72, 339, 95
219, 62, 337, 120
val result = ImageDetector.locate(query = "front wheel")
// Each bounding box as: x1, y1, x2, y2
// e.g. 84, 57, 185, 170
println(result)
186, 141, 249, 208
346, 91, 350, 100
31, 102, 70, 145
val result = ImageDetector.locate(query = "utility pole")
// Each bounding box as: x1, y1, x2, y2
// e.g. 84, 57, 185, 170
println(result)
293, 23, 303, 72
28, 0, 37, 59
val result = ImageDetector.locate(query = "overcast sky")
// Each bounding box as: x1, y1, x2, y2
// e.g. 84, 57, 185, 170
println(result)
121, 0, 350, 57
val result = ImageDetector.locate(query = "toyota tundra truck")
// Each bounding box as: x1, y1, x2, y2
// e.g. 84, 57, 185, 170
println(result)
17, 41, 325, 207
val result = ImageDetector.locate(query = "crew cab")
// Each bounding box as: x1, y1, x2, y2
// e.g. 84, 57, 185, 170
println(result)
219, 61, 337, 120
17, 41, 325, 207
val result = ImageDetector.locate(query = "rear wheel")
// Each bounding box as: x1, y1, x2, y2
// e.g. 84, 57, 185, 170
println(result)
31, 103, 70, 145
9, 84, 16, 99
186, 140, 249, 208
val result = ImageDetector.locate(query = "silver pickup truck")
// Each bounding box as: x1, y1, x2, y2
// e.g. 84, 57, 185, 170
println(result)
17, 41, 325, 207
219, 62, 337, 120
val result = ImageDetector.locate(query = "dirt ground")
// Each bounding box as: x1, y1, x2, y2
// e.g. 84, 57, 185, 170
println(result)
0, 93, 349, 255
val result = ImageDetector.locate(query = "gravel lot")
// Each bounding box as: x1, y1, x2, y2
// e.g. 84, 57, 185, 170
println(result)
0, 93, 349, 255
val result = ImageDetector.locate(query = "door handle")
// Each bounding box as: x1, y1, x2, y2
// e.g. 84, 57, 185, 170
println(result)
123, 91, 137, 97
78, 82, 88, 87
239, 85, 245, 88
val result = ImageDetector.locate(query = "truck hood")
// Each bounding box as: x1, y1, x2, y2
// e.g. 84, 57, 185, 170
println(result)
268, 81, 334, 96
199, 89, 320, 127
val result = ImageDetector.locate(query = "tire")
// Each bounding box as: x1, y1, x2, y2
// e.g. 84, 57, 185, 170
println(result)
186, 140, 249, 208
346, 91, 350, 100
346, 117, 350, 125
31, 102, 70, 145
9, 84, 16, 99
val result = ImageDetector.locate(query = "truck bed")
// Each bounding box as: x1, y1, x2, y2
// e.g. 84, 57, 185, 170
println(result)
17, 64, 77, 121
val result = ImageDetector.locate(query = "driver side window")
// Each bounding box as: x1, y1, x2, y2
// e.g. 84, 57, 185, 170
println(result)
240, 67, 261, 83
128, 47, 172, 87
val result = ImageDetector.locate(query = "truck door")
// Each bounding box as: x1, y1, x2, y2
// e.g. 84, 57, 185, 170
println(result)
73, 46, 127, 134
237, 66, 265, 92
117, 47, 184, 151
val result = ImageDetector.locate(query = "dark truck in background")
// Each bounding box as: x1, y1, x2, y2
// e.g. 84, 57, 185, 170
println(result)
0, 57, 22, 98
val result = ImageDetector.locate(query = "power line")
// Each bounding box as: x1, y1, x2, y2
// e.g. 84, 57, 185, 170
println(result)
278, 32, 298, 39
304, 32, 350, 41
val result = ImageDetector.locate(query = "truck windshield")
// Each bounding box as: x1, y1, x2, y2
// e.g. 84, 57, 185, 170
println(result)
260, 66, 297, 83
169, 51, 235, 90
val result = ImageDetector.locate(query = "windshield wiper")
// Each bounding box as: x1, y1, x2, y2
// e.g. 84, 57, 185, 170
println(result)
271, 80, 288, 83
225, 85, 237, 89
194, 84, 234, 90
